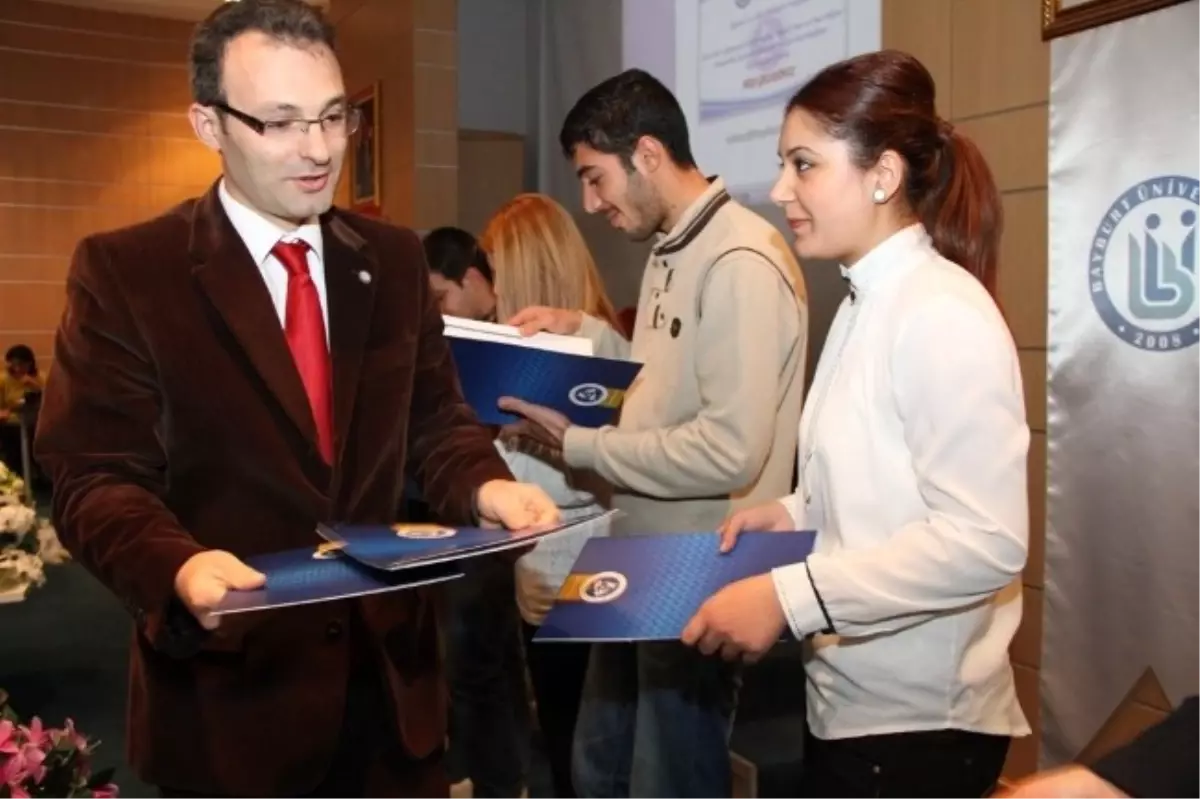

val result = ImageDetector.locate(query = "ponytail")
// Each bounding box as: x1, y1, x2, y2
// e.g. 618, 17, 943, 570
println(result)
920, 126, 1004, 296
786, 51, 1006, 294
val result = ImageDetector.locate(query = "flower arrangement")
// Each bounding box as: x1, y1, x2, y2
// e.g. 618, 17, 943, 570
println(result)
0, 461, 67, 602
0, 690, 117, 798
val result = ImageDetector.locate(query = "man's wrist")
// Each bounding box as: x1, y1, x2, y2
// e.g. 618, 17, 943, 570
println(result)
471, 482, 491, 523
562, 426, 598, 469
473, 478, 508, 523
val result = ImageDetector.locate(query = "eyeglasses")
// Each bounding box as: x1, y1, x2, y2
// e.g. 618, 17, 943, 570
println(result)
213, 103, 362, 139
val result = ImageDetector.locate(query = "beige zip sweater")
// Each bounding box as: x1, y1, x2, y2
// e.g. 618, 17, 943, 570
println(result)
563, 178, 809, 535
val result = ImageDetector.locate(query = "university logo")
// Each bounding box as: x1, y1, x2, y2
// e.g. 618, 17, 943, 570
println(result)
391, 523, 456, 540
1090, 175, 1198, 351
747, 12, 787, 74
579, 571, 628, 604
568, 383, 625, 409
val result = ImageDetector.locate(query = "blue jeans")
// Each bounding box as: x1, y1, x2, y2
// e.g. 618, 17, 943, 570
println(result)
572, 641, 741, 797
443, 554, 530, 797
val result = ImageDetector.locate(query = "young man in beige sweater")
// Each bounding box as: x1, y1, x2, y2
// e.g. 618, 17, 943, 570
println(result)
502, 68, 808, 798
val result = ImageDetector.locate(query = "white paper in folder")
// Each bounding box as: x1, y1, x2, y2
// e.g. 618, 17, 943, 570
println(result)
442, 315, 594, 357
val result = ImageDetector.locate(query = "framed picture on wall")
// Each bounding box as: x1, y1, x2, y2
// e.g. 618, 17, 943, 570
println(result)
1042, 0, 1190, 39
349, 82, 381, 215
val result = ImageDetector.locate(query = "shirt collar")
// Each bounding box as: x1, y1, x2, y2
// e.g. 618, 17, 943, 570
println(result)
218, 178, 324, 266
652, 176, 730, 256
839, 223, 930, 296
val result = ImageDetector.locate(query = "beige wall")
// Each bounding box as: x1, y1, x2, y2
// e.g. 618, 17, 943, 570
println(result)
0, 0, 218, 369
886, 0, 1176, 780
457, 130, 525, 236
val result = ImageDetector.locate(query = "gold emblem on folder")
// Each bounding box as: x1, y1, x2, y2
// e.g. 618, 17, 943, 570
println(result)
558, 571, 628, 604
391, 523, 457, 540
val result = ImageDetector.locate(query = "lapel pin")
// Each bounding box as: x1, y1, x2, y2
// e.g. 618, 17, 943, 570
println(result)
358, 270, 372, 284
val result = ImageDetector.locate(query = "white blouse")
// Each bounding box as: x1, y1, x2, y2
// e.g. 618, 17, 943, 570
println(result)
771, 224, 1032, 740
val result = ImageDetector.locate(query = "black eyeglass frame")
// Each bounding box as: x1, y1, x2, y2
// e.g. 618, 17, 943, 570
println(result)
212, 102, 361, 137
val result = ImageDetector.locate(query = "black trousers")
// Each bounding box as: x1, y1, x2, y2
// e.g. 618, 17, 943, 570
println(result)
799, 728, 1010, 798
444, 556, 530, 797
522, 621, 591, 799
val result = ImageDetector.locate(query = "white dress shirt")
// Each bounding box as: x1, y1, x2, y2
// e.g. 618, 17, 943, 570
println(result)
771, 224, 1031, 740
217, 179, 329, 342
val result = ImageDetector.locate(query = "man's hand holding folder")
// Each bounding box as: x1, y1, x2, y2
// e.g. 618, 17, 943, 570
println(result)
476, 478, 561, 529
492, 305, 608, 447
496, 397, 571, 450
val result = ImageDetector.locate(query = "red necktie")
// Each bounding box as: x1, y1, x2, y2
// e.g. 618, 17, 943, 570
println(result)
271, 240, 334, 464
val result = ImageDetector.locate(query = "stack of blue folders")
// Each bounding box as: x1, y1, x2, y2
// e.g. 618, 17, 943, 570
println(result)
442, 316, 643, 427
535, 530, 817, 642
211, 511, 616, 616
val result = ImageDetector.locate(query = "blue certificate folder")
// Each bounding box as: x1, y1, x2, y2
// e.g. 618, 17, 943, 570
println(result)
447, 336, 643, 427
317, 511, 615, 572
535, 530, 817, 642
210, 544, 462, 616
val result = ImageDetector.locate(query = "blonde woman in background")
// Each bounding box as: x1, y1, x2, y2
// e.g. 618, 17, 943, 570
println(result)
481, 193, 619, 799
483, 193, 620, 328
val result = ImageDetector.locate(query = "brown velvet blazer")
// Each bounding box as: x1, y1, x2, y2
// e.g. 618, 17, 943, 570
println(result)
33, 182, 512, 796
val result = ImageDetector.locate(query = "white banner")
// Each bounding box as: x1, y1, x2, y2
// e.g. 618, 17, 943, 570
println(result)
669, 0, 880, 205
1043, 0, 1199, 765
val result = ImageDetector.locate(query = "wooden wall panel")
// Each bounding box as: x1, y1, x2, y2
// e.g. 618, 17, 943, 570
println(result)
0, 0, 194, 38
412, 13, 458, 230
950, 0, 1049, 119
332, 0, 423, 226
882, 0, 954, 117
885, 0, 1051, 782
457, 131, 525, 236
0, 21, 184, 63
0, 0, 217, 368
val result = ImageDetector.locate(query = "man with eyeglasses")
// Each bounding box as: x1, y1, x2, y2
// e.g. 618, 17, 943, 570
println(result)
33, 1, 558, 797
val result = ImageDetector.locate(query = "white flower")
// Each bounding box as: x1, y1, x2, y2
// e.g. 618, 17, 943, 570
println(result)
0, 548, 45, 591
0, 458, 69, 575
0, 504, 35, 535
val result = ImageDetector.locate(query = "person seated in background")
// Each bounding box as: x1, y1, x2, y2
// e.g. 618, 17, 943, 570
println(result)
0, 345, 44, 475
0, 345, 44, 423
424, 226, 499, 322
479, 192, 619, 798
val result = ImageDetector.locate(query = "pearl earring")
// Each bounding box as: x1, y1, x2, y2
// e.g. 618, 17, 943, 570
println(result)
872, 187, 887, 204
